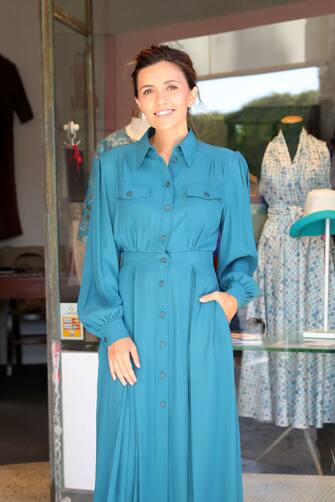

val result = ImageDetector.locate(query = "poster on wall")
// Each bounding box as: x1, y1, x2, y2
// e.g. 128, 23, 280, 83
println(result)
60, 302, 84, 340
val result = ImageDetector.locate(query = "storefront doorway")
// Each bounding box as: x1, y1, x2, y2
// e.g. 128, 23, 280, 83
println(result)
40, 1, 335, 500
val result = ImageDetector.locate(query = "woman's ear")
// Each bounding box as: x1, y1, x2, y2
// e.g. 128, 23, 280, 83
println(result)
134, 96, 141, 111
189, 86, 198, 107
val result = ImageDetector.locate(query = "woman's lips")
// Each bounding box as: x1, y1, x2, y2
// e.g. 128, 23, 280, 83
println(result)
154, 109, 175, 117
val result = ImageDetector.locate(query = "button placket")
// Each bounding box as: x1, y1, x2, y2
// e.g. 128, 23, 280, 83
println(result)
157, 263, 168, 411
157, 166, 173, 413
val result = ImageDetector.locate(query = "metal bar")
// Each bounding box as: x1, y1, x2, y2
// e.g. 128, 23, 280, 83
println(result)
303, 429, 324, 476
324, 218, 330, 332
256, 426, 293, 462
86, 0, 96, 161
41, 0, 63, 499
53, 5, 89, 36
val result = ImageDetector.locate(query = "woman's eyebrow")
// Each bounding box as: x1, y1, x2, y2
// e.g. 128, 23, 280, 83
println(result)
139, 79, 181, 91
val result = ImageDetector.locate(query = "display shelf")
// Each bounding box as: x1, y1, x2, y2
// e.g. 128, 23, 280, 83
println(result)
232, 332, 335, 353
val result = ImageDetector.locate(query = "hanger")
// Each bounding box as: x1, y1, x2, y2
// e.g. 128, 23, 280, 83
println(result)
63, 121, 81, 147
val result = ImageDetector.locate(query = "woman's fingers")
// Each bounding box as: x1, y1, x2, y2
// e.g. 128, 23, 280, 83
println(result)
113, 350, 138, 386
113, 361, 127, 385
130, 343, 141, 368
107, 337, 140, 386
116, 354, 136, 385
108, 356, 116, 381
122, 353, 137, 384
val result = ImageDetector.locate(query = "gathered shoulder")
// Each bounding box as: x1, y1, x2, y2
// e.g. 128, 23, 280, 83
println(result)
197, 141, 247, 177
197, 141, 237, 164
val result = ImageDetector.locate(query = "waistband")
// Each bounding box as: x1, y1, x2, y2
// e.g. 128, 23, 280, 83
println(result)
121, 250, 214, 266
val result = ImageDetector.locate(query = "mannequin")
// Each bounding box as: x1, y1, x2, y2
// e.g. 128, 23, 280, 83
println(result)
125, 107, 150, 141
280, 115, 304, 162
238, 118, 335, 440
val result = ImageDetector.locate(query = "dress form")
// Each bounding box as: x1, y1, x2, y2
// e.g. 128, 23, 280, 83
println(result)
125, 108, 150, 141
280, 115, 304, 162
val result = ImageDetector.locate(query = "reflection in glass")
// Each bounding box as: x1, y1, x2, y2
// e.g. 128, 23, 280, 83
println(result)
54, 20, 89, 304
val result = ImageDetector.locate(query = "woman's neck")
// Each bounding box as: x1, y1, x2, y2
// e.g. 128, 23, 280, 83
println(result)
149, 123, 189, 156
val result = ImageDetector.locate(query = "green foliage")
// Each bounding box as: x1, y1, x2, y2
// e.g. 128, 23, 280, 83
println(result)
190, 90, 319, 177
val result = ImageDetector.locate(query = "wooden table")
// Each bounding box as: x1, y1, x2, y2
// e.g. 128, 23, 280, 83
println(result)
0, 272, 78, 373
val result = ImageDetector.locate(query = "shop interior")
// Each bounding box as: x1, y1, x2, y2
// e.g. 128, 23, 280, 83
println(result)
0, 0, 335, 500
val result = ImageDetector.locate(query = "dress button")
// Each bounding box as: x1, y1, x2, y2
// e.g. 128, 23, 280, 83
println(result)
165, 181, 171, 187
170, 157, 177, 163
160, 257, 167, 263
126, 191, 133, 197
160, 400, 167, 407
160, 340, 166, 348
159, 311, 166, 318
103, 337, 107, 343
203, 192, 210, 198
159, 280, 165, 287
164, 204, 171, 212
160, 371, 166, 379
160, 234, 166, 241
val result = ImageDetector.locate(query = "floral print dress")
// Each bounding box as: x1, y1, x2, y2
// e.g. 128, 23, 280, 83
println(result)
238, 127, 335, 428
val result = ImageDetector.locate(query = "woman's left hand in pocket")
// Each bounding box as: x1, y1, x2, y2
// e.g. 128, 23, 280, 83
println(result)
199, 291, 238, 323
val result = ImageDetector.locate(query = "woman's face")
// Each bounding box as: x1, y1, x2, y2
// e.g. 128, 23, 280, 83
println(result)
135, 60, 197, 132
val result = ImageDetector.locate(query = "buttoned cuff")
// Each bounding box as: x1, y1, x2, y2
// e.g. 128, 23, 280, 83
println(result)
97, 318, 130, 347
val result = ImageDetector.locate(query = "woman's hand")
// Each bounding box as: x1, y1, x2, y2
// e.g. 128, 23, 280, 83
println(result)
199, 291, 238, 323
107, 337, 140, 385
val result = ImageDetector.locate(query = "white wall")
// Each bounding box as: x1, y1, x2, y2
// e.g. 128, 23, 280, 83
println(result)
62, 351, 98, 491
0, 0, 44, 246
169, 16, 328, 79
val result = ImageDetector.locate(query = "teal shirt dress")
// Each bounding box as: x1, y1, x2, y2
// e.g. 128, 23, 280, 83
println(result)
78, 126, 259, 502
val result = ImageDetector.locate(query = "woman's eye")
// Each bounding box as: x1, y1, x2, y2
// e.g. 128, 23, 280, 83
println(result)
143, 89, 152, 95
168, 85, 178, 90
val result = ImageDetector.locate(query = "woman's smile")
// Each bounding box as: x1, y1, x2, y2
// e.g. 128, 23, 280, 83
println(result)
154, 109, 175, 117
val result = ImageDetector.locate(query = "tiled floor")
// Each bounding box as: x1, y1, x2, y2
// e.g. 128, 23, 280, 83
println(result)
1, 463, 335, 502
243, 473, 335, 501
0, 462, 49, 502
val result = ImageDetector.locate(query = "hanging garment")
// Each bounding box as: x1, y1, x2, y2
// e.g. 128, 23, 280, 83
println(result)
77, 126, 259, 502
77, 127, 134, 244
238, 127, 335, 428
0, 54, 33, 240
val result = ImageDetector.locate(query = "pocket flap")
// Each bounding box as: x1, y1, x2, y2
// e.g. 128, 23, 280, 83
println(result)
117, 183, 152, 199
185, 183, 224, 199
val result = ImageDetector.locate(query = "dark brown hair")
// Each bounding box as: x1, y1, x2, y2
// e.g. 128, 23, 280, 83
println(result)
130, 44, 201, 135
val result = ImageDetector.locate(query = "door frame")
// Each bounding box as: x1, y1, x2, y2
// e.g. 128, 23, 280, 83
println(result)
41, 1, 95, 499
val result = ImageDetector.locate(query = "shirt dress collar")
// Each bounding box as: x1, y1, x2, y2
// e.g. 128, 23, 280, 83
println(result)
135, 126, 199, 169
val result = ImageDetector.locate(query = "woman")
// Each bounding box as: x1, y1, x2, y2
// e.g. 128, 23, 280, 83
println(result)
78, 44, 259, 502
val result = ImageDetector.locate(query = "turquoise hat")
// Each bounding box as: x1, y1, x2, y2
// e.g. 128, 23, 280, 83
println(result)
289, 189, 335, 238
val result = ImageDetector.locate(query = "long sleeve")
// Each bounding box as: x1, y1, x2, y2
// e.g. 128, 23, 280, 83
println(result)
216, 151, 260, 308
11, 62, 33, 123
77, 153, 97, 244
77, 150, 130, 347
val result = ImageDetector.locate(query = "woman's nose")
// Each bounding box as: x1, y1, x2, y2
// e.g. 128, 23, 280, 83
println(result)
155, 91, 168, 105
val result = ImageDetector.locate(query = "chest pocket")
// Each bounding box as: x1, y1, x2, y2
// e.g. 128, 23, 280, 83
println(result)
184, 183, 224, 231
116, 183, 153, 235
117, 184, 152, 199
